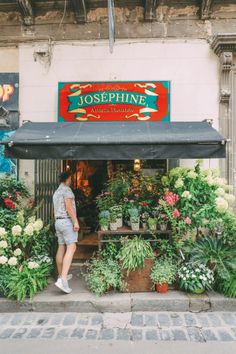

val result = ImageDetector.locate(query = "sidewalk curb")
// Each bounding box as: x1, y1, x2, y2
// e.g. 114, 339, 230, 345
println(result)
0, 291, 235, 313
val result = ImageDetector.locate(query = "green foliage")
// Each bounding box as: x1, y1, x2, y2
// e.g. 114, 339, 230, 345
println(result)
84, 257, 123, 296
217, 274, 236, 298
154, 239, 178, 260
100, 242, 120, 261
6, 263, 52, 302
150, 257, 176, 285
118, 236, 154, 273
189, 236, 236, 282
0, 176, 29, 202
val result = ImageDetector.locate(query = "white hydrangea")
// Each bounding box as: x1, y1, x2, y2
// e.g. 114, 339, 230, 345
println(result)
215, 187, 225, 196
24, 223, 34, 236
33, 219, 44, 232
175, 178, 184, 189
214, 177, 226, 187
28, 216, 36, 224
215, 197, 229, 213
28, 261, 40, 270
0, 227, 7, 237
0, 240, 8, 249
12, 225, 22, 237
0, 256, 8, 265
13, 248, 22, 257
205, 176, 214, 186
8, 257, 17, 266
224, 193, 236, 204
187, 170, 197, 179
182, 191, 192, 199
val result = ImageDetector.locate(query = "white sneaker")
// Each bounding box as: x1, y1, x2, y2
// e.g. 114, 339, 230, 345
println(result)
57, 274, 73, 281
55, 278, 72, 294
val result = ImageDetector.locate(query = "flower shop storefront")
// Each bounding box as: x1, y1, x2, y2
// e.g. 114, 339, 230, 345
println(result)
3, 119, 236, 300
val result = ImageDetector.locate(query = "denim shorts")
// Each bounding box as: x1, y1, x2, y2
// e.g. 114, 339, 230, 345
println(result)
55, 219, 78, 245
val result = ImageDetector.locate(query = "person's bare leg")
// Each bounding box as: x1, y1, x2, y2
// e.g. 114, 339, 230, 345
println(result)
61, 243, 77, 281
56, 244, 66, 277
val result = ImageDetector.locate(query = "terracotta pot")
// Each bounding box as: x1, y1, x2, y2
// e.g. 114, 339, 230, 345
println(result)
155, 283, 169, 293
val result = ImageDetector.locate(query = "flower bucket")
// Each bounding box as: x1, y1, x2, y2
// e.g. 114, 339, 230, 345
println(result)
101, 225, 109, 231
116, 217, 123, 228
110, 222, 118, 231
156, 283, 169, 293
148, 224, 157, 231
131, 222, 139, 231
159, 223, 167, 231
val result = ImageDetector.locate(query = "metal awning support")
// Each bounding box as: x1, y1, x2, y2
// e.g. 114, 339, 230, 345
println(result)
1, 121, 226, 160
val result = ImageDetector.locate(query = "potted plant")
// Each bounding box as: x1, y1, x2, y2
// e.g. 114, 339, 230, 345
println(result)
118, 236, 154, 292
158, 213, 168, 231
99, 218, 109, 231
178, 262, 214, 294
150, 257, 176, 293
109, 213, 118, 231
147, 217, 157, 231
141, 211, 149, 229
130, 216, 140, 231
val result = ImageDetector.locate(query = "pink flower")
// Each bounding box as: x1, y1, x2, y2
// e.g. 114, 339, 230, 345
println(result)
164, 191, 179, 206
184, 217, 192, 225
172, 208, 180, 218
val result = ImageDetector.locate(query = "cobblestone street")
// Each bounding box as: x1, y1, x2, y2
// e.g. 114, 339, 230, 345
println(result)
0, 312, 236, 342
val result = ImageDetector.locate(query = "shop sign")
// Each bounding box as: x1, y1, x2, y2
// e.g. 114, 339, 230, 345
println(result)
0, 73, 19, 110
58, 81, 170, 122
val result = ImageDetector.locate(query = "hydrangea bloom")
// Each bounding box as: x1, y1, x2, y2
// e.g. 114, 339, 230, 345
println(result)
24, 223, 34, 236
0, 256, 8, 265
174, 178, 184, 189
8, 257, 17, 266
215, 197, 228, 213
0, 240, 8, 249
12, 225, 22, 237
33, 219, 44, 232
0, 227, 7, 237
187, 171, 197, 179
164, 191, 179, 206
172, 209, 180, 218
14, 248, 22, 257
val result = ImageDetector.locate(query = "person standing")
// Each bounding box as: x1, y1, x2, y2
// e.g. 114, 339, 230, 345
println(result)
53, 172, 80, 294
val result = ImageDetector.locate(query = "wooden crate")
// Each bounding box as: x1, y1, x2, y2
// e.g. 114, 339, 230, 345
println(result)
122, 258, 154, 292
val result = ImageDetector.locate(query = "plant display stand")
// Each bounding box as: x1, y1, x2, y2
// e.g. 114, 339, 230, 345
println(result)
97, 227, 172, 251
122, 258, 154, 292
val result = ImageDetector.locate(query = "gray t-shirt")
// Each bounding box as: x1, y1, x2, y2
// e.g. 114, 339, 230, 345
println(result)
53, 183, 76, 218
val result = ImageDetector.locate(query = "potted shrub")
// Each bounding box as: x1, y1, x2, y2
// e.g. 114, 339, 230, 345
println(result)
130, 216, 140, 231
158, 213, 168, 231
99, 218, 109, 231
150, 257, 176, 293
141, 211, 149, 230
147, 217, 157, 231
118, 236, 154, 292
178, 262, 214, 294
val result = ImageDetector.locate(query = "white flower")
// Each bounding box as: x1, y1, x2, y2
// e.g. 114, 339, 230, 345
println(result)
33, 219, 44, 232
175, 178, 184, 189
214, 177, 226, 186
28, 261, 40, 270
8, 257, 17, 266
0, 256, 8, 265
0, 227, 7, 237
215, 187, 225, 196
0, 240, 8, 249
12, 225, 22, 237
182, 191, 192, 199
28, 216, 36, 224
24, 223, 34, 236
224, 193, 236, 204
13, 248, 22, 257
187, 171, 197, 179
215, 197, 228, 213
205, 176, 214, 186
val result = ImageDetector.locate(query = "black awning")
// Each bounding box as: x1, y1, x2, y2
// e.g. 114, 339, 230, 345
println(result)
2, 121, 226, 160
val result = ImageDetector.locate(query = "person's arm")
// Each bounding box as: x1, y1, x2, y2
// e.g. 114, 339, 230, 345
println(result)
65, 198, 80, 232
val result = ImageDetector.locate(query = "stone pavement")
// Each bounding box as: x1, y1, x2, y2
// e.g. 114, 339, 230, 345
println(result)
1, 312, 236, 342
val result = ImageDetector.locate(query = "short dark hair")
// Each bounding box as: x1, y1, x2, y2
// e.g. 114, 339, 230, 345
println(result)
59, 172, 72, 183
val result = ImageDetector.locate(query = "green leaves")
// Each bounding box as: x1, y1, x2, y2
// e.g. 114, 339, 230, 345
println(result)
150, 258, 176, 285
118, 236, 154, 273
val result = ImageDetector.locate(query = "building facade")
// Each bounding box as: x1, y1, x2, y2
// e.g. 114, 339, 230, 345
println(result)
0, 1, 236, 195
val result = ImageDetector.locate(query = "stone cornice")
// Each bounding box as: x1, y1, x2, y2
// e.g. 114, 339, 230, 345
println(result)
211, 33, 236, 55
